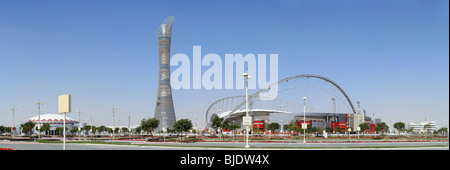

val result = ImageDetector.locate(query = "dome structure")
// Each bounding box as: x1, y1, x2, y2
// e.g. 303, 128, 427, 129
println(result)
27, 114, 78, 125
26, 114, 79, 135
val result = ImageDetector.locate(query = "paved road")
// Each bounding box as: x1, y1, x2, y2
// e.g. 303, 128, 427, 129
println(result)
0, 141, 213, 150
139, 141, 449, 150
1, 140, 448, 150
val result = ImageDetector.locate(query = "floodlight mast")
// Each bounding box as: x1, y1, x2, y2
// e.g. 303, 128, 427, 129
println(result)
356, 101, 360, 114
331, 98, 336, 122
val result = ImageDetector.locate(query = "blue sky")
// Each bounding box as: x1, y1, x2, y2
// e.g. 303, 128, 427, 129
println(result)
0, 0, 448, 128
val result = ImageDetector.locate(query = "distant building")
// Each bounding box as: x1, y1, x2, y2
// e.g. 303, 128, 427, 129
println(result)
348, 114, 365, 131
409, 121, 438, 133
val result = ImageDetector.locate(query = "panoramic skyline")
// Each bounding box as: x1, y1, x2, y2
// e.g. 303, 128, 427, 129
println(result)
0, 0, 448, 129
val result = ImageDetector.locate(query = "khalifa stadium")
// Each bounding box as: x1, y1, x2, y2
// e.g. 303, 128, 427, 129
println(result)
206, 74, 379, 133
26, 114, 79, 135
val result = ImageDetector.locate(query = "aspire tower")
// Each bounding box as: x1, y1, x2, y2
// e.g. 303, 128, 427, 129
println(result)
154, 16, 176, 131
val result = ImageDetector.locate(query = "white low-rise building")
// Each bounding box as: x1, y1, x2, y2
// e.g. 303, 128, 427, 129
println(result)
409, 121, 438, 133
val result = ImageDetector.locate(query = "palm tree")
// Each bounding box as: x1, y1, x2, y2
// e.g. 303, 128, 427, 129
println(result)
41, 123, 51, 135
70, 126, 79, 135
97, 126, 106, 135
55, 127, 67, 136
211, 117, 224, 136
21, 121, 35, 136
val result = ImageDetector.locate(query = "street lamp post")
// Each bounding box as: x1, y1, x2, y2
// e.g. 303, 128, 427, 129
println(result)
35, 100, 44, 139
162, 112, 166, 133
10, 106, 17, 138
77, 110, 82, 141
163, 117, 167, 142
280, 119, 284, 139
348, 128, 351, 139
195, 115, 198, 137
128, 114, 131, 138
162, 111, 167, 141
389, 118, 392, 137
110, 106, 117, 140
357, 127, 361, 139
90, 116, 93, 138
302, 96, 307, 143
243, 72, 251, 148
